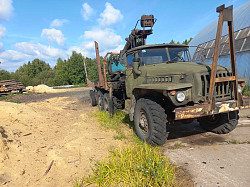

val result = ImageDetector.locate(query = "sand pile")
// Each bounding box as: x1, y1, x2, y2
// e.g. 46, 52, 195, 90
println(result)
26, 84, 53, 93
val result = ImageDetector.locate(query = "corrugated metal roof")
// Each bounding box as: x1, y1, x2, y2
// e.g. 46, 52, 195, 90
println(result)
189, 2, 250, 57
192, 26, 250, 62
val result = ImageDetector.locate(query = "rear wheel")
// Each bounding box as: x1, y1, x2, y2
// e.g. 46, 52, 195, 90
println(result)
97, 91, 104, 111
103, 93, 112, 113
199, 111, 239, 134
134, 98, 168, 145
89, 90, 97, 106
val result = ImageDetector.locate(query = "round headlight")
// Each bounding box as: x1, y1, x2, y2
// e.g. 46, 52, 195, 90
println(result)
238, 85, 242, 93
176, 92, 185, 102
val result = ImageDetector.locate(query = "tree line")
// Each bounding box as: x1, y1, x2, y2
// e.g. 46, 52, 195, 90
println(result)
0, 51, 102, 87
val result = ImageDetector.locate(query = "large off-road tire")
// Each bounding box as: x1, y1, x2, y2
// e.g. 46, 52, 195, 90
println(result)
134, 98, 168, 146
199, 111, 239, 134
97, 91, 104, 111
90, 90, 97, 106
103, 93, 113, 114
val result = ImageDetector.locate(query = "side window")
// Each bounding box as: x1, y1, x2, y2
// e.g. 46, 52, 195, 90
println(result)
121, 53, 126, 65
138, 50, 143, 65
127, 54, 133, 68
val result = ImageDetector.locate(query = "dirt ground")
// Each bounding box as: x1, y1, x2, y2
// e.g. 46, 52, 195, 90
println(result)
0, 87, 249, 186
0, 87, 125, 186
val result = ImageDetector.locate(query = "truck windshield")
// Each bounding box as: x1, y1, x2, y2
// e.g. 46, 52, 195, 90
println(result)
139, 47, 190, 65
168, 47, 190, 62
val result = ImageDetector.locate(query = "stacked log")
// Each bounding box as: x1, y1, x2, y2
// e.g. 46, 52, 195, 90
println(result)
0, 80, 26, 96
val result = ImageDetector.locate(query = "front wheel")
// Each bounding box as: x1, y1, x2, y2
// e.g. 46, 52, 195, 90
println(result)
134, 98, 168, 146
199, 111, 239, 134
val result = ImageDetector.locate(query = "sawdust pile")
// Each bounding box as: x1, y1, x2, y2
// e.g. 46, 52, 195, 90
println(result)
26, 84, 52, 93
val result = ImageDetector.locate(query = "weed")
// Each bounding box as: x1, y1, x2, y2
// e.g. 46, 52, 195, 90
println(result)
74, 143, 177, 187
226, 139, 241, 144
168, 141, 185, 149
174, 142, 183, 148
226, 139, 250, 144
113, 132, 127, 140
8, 99, 21, 103
93, 110, 127, 132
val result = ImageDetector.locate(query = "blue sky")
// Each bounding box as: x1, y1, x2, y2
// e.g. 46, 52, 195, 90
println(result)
0, 0, 248, 72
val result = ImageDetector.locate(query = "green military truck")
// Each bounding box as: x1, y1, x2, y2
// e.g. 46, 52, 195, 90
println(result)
89, 5, 249, 145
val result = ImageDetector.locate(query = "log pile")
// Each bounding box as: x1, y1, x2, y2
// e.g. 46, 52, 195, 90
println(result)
0, 80, 26, 96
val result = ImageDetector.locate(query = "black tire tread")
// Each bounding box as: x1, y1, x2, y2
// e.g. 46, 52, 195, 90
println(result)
199, 111, 239, 134
89, 90, 97, 106
134, 98, 168, 146
97, 91, 104, 111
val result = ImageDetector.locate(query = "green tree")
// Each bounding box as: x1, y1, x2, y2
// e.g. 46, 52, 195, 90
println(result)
53, 58, 68, 86
14, 58, 53, 86
66, 51, 85, 85
0, 69, 11, 80
169, 39, 175, 44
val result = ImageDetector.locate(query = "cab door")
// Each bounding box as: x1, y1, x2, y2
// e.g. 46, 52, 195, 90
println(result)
125, 52, 137, 98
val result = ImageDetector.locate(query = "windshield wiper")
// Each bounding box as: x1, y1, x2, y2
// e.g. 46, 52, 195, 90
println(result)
165, 60, 177, 63
173, 53, 186, 62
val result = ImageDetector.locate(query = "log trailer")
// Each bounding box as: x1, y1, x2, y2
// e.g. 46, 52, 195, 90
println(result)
89, 5, 250, 145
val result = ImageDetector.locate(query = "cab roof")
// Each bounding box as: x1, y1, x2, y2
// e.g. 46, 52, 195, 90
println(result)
126, 43, 189, 53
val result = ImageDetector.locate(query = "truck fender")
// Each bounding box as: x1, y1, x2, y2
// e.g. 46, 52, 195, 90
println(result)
129, 94, 136, 121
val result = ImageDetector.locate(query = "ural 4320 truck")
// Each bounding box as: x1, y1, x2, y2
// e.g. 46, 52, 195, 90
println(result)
89, 5, 250, 145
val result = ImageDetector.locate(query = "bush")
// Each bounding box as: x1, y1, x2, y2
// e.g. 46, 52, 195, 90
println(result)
242, 85, 250, 97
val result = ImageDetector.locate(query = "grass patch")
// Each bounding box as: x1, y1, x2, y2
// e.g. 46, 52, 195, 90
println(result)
113, 132, 127, 140
0, 92, 31, 100
226, 139, 240, 144
174, 142, 184, 148
93, 110, 128, 132
226, 139, 250, 144
74, 143, 177, 187
73, 110, 180, 186
168, 142, 185, 149
8, 99, 21, 103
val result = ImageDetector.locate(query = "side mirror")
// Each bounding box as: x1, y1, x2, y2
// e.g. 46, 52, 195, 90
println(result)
133, 58, 141, 75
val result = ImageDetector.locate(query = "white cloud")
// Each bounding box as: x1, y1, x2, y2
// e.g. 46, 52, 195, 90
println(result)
98, 2, 123, 26
68, 41, 95, 57
81, 3, 94, 20
0, 25, 6, 38
0, 0, 13, 21
0, 42, 3, 50
15, 42, 64, 59
0, 50, 31, 61
84, 28, 122, 48
50, 19, 69, 28
41, 28, 65, 47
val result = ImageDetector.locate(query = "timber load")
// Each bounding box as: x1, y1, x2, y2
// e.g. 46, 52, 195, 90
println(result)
0, 80, 26, 96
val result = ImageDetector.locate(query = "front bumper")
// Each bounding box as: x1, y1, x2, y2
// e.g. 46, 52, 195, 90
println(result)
174, 97, 250, 120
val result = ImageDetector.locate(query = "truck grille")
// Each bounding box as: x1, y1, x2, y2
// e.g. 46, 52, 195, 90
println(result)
201, 72, 233, 101
146, 76, 172, 83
